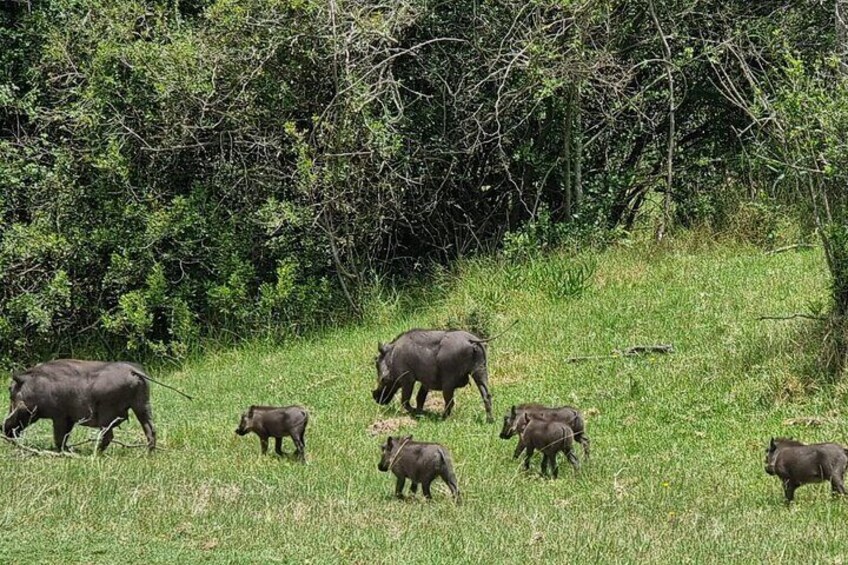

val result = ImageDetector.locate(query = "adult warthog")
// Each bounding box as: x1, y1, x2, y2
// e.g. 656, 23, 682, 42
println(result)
372, 329, 496, 423
4, 359, 190, 453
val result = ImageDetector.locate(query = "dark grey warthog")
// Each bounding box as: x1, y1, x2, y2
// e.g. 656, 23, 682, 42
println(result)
500, 403, 590, 461
765, 437, 848, 503
235, 405, 308, 461
377, 435, 460, 501
372, 329, 494, 423
510, 413, 580, 478
3, 359, 159, 452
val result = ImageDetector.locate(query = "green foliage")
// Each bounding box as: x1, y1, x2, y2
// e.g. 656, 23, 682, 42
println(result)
0, 0, 839, 363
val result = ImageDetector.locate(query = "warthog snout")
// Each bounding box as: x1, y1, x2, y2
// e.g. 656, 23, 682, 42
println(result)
372, 382, 400, 406
499, 414, 516, 439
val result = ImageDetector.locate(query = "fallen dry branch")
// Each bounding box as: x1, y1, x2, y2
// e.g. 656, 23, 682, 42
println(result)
782, 417, 838, 427
566, 344, 675, 363
0, 435, 79, 458
766, 243, 815, 255
757, 313, 826, 322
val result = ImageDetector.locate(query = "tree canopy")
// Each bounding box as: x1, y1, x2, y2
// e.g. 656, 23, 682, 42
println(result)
0, 0, 842, 365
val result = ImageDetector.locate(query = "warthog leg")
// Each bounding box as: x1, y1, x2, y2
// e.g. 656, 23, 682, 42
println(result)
441, 388, 455, 419
513, 439, 526, 459
97, 427, 114, 453
292, 433, 306, 463
415, 386, 428, 414
400, 381, 415, 415
441, 471, 461, 502
783, 480, 798, 503
422, 480, 433, 500
831, 475, 846, 495
577, 433, 591, 461
550, 452, 559, 479
133, 403, 156, 453
566, 448, 581, 471
471, 368, 493, 423
52, 417, 74, 452
524, 446, 534, 470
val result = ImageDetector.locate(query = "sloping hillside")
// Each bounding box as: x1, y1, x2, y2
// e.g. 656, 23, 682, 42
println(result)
3, 239, 842, 563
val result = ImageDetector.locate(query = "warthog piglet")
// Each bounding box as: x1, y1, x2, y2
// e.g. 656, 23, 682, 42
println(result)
377, 435, 460, 502
236, 405, 308, 461
765, 437, 848, 503
500, 403, 590, 461
511, 412, 580, 478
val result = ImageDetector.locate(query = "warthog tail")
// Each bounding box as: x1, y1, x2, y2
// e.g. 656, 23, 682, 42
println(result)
130, 370, 194, 401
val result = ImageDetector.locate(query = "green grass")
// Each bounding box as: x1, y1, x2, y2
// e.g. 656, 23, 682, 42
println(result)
3, 235, 846, 563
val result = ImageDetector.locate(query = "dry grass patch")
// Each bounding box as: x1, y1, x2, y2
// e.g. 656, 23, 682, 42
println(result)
366, 417, 417, 436
424, 396, 445, 412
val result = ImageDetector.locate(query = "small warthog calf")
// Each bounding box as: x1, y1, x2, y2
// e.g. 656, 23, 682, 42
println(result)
765, 437, 848, 503
510, 413, 579, 478
500, 404, 590, 461
235, 405, 308, 461
377, 435, 460, 502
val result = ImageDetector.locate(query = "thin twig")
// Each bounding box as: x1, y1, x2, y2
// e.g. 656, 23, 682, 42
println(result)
0, 435, 78, 458
758, 313, 826, 321
766, 244, 815, 255
567, 344, 675, 363
305, 374, 341, 392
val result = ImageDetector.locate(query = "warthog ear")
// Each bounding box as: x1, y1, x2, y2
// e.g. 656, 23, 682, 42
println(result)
247, 406, 255, 418
386, 436, 394, 449
510, 405, 516, 417
378, 342, 390, 356
769, 437, 776, 450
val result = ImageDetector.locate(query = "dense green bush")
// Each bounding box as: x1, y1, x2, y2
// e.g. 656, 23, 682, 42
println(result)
0, 0, 837, 365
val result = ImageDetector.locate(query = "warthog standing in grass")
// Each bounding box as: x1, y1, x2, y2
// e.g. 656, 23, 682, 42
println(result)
765, 437, 848, 503
372, 329, 494, 423
3, 359, 161, 453
377, 435, 460, 501
500, 403, 590, 461
510, 412, 580, 478
236, 405, 308, 461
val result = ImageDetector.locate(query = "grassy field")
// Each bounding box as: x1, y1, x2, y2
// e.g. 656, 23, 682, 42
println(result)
3, 234, 847, 563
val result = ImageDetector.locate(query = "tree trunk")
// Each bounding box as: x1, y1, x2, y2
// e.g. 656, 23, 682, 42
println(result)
838, 0, 848, 72
650, 0, 674, 241
574, 84, 583, 212
563, 88, 574, 221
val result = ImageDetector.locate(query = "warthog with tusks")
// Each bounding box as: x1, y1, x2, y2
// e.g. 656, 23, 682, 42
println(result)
3, 359, 173, 453
372, 329, 496, 423
765, 437, 848, 503
377, 435, 460, 501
